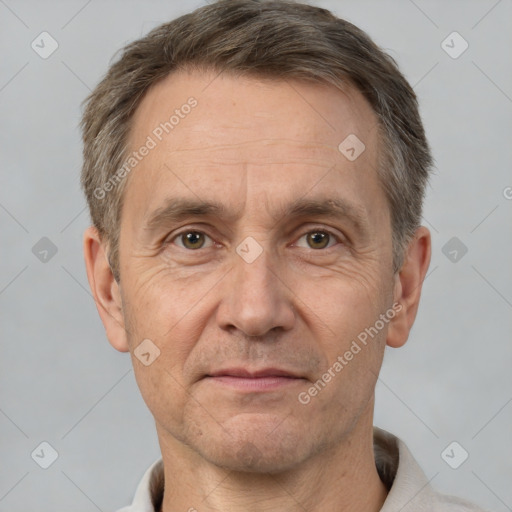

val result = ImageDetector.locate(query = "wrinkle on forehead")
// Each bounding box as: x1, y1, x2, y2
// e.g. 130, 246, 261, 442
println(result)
128, 68, 378, 155
122, 68, 385, 240
158, 138, 343, 158
154, 139, 345, 175
126, 135, 360, 209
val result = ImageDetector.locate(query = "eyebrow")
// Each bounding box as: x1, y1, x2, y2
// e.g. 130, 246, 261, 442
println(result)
143, 198, 237, 233
271, 197, 369, 231
142, 196, 369, 234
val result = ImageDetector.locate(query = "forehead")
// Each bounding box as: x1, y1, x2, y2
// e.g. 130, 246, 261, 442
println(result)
130, 68, 378, 151
123, 68, 383, 221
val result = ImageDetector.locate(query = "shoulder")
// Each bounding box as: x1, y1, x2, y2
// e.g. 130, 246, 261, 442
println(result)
414, 488, 491, 511
113, 458, 164, 512
374, 427, 491, 512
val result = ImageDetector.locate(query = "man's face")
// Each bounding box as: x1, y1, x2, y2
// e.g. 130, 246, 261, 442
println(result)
117, 69, 397, 472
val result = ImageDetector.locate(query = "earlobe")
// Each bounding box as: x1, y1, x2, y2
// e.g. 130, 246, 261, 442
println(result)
83, 226, 129, 353
386, 226, 431, 348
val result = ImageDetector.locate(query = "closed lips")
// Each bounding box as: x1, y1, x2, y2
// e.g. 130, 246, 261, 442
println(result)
207, 368, 300, 378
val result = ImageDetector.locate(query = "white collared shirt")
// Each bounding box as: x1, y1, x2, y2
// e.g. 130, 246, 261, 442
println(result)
116, 427, 489, 512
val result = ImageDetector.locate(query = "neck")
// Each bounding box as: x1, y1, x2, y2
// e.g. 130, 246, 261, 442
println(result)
157, 403, 388, 512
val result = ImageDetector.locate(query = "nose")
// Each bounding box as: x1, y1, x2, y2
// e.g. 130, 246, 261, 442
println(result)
216, 243, 296, 338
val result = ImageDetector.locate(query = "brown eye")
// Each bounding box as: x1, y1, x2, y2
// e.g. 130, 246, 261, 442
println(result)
177, 231, 209, 249
306, 231, 331, 249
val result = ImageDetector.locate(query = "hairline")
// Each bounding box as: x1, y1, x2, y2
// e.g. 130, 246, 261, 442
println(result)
105, 66, 402, 280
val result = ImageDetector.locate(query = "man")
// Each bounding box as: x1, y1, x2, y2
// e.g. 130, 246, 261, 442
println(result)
81, 1, 488, 511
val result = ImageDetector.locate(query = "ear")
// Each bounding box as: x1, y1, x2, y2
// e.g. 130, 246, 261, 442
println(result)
83, 226, 129, 352
386, 226, 431, 348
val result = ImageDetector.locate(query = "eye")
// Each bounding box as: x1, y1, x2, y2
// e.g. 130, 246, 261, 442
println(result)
172, 230, 214, 250
295, 229, 339, 250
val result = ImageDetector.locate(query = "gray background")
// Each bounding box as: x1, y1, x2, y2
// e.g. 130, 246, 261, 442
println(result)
1, 0, 511, 510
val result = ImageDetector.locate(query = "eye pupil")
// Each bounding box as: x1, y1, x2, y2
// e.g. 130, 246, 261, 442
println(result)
307, 231, 329, 249
182, 231, 204, 249
177, 231, 333, 250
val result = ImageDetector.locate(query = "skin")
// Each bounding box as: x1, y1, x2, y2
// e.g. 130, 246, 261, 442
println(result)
84, 69, 431, 512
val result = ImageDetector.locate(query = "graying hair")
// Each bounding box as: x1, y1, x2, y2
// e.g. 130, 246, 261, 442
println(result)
81, 0, 433, 280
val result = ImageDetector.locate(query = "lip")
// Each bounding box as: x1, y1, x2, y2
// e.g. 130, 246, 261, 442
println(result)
204, 368, 305, 392
207, 367, 300, 379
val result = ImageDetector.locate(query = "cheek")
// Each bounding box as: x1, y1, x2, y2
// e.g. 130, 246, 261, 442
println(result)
120, 266, 221, 412
122, 262, 220, 341
129, 355, 190, 436
297, 276, 388, 430
291, 263, 391, 400
292, 262, 388, 341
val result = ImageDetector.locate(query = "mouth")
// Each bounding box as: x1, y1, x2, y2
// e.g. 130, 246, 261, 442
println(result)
204, 368, 306, 392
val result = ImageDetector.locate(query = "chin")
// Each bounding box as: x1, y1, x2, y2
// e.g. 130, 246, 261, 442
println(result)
193, 413, 313, 474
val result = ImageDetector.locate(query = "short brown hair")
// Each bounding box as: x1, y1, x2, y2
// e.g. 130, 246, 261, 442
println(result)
81, 0, 433, 281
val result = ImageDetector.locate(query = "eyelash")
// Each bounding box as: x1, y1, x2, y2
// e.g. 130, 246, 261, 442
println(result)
167, 226, 344, 251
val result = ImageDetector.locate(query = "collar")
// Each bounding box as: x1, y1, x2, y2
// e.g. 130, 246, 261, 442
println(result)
120, 427, 441, 512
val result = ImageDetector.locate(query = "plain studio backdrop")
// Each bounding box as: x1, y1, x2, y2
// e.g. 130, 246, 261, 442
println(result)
0, 1, 511, 511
